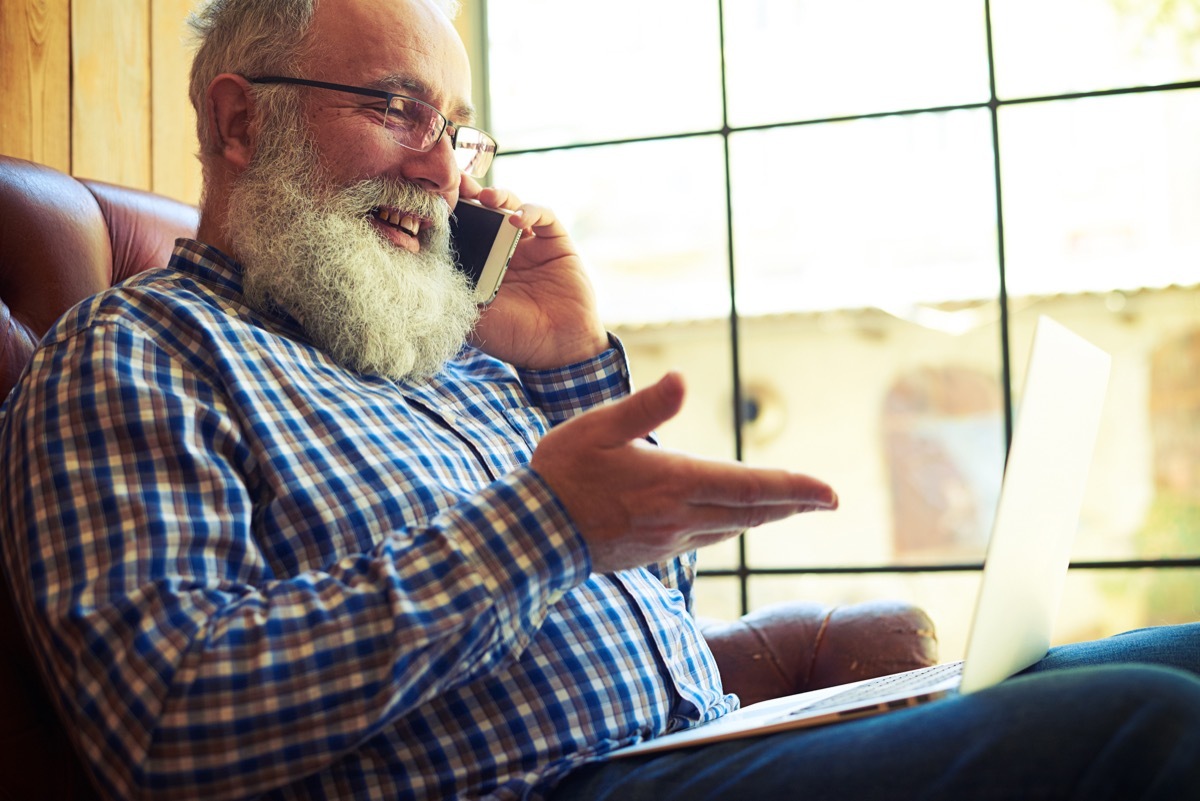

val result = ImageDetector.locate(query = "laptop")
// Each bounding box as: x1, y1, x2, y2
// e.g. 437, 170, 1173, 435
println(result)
612, 315, 1112, 757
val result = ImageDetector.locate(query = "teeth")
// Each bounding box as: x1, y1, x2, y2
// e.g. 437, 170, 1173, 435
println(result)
371, 207, 420, 237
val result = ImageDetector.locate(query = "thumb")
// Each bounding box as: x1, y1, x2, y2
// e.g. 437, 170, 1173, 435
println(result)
588, 371, 686, 448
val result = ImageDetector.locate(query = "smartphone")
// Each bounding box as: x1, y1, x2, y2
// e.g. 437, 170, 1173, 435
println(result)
450, 198, 522, 304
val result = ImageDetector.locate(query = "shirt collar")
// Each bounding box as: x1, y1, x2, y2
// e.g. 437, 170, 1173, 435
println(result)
167, 238, 309, 343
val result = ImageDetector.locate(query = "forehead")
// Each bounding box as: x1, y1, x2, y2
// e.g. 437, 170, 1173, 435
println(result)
306, 0, 473, 117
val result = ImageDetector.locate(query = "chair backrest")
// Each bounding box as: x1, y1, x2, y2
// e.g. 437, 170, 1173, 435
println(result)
0, 154, 198, 800
0, 155, 200, 398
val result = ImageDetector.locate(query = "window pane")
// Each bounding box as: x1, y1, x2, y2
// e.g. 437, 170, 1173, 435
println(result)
617, 318, 738, 463
1001, 89, 1200, 564
730, 109, 1000, 315
1000, 90, 1200, 298
723, 0, 990, 126
692, 575, 742, 620
485, 0, 723, 150
739, 316, 1006, 569
992, 0, 1200, 99
492, 137, 730, 326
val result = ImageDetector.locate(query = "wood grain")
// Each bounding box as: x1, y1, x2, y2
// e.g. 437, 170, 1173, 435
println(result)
71, 0, 151, 187
0, 0, 71, 170
151, 0, 201, 204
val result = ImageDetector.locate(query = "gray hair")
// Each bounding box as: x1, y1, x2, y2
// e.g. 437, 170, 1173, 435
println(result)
187, 0, 461, 157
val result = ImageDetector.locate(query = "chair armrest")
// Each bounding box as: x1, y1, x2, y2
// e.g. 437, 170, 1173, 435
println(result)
699, 599, 939, 707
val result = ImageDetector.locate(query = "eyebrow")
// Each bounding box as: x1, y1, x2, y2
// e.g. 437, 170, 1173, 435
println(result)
374, 73, 477, 125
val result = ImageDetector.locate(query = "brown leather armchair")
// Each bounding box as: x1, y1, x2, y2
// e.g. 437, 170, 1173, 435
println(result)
0, 154, 936, 799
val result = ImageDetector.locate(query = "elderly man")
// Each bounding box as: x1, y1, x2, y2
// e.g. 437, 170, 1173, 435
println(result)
1, 0, 1199, 799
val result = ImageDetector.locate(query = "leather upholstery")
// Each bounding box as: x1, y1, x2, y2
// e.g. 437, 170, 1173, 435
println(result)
0, 155, 199, 401
699, 599, 938, 707
0, 154, 937, 799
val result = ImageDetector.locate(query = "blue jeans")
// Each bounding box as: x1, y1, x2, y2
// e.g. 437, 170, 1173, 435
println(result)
548, 624, 1200, 800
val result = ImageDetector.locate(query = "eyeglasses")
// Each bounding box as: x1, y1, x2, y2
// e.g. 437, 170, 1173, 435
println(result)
245, 75, 497, 178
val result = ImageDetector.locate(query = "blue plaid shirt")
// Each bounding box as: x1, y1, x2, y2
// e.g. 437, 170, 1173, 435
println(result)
0, 240, 735, 801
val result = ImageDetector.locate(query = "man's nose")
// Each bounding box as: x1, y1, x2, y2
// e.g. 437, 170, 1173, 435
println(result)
401, 134, 458, 195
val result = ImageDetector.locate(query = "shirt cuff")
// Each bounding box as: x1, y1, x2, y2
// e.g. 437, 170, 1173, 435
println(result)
518, 334, 632, 424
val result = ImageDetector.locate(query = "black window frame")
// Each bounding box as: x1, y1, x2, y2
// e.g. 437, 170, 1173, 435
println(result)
469, 0, 1200, 615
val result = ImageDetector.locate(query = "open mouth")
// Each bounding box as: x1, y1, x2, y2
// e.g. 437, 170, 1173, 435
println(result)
370, 206, 423, 239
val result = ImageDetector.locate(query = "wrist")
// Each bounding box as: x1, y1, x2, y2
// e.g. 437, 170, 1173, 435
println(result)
519, 333, 630, 421
551, 330, 611, 369
522, 329, 610, 372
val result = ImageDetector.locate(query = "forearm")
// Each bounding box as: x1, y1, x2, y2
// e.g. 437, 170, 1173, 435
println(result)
1, 323, 588, 798
16, 469, 587, 800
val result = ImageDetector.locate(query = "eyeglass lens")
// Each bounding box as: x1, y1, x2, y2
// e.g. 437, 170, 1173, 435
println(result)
385, 97, 495, 178
454, 131, 496, 177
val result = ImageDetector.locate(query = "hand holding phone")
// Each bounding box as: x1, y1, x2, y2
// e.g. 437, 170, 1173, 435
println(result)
450, 198, 522, 304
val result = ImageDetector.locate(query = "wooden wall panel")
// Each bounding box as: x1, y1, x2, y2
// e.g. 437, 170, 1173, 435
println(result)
71, 0, 151, 187
0, 0, 71, 170
151, 0, 201, 204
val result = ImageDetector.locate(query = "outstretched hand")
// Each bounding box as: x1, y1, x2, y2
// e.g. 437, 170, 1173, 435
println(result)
530, 372, 838, 574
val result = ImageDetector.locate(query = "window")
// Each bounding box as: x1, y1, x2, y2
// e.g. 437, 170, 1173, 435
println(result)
471, 0, 1200, 658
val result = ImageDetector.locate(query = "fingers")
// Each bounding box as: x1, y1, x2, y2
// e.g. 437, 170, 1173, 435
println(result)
581, 480, 837, 575
628, 456, 837, 542
531, 381, 839, 574
458, 173, 483, 200
507, 204, 561, 239
474, 185, 521, 214
683, 459, 838, 511
685, 494, 837, 531
576, 372, 687, 448
473, 185, 564, 239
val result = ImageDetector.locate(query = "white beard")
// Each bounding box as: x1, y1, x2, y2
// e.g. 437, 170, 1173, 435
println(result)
224, 130, 479, 382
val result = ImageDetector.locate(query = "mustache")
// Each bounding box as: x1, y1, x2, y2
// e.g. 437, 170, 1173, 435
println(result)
338, 177, 450, 228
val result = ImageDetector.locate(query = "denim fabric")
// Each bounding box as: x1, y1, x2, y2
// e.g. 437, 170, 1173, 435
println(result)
549, 623, 1200, 801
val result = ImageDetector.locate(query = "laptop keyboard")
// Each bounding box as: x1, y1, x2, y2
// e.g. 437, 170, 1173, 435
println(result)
790, 660, 965, 715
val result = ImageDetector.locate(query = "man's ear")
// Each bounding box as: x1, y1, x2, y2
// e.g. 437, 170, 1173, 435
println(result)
205, 73, 256, 171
